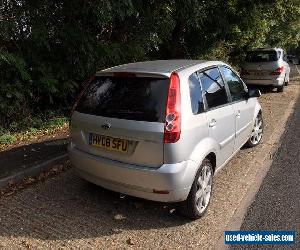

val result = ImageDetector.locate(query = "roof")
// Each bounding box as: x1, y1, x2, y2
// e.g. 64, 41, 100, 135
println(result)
98, 60, 208, 75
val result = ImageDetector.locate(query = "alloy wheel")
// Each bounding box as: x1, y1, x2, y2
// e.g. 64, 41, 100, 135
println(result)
250, 115, 263, 145
195, 164, 213, 213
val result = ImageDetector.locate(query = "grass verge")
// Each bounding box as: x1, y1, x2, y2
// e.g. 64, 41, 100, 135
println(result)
0, 114, 69, 147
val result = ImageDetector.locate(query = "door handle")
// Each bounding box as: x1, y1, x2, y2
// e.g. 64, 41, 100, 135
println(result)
236, 110, 241, 118
209, 119, 217, 128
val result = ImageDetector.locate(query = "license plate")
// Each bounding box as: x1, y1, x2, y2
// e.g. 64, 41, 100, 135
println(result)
89, 133, 129, 153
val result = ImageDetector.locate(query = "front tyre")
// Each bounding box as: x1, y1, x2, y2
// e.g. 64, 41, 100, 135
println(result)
179, 159, 213, 219
284, 75, 289, 86
246, 113, 263, 147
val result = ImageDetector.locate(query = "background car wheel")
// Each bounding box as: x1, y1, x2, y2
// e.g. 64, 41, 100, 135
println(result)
284, 75, 289, 86
247, 113, 263, 147
179, 159, 213, 220
277, 85, 284, 92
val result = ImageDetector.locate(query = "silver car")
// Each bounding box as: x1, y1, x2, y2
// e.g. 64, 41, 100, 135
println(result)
241, 48, 290, 92
69, 60, 263, 219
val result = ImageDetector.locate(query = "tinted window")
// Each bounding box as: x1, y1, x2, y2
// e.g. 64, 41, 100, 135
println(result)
200, 68, 228, 109
188, 73, 204, 114
76, 76, 169, 122
221, 67, 246, 102
246, 51, 279, 62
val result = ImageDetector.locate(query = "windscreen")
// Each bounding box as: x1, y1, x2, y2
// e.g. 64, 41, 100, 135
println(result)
75, 76, 169, 122
246, 51, 279, 62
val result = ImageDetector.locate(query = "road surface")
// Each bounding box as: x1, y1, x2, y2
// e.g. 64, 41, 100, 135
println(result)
231, 82, 300, 249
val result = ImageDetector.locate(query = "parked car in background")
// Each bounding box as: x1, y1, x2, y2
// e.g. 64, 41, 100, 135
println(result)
287, 55, 300, 65
240, 48, 290, 92
69, 60, 263, 219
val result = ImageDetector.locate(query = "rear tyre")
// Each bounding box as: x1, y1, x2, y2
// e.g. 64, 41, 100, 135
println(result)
277, 85, 284, 92
246, 113, 263, 147
284, 75, 289, 86
179, 159, 213, 220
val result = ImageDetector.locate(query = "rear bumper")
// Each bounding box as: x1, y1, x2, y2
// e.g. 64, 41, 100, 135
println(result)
243, 77, 284, 86
68, 144, 198, 202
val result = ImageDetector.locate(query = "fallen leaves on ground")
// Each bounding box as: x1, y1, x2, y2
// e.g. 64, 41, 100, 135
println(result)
0, 161, 71, 198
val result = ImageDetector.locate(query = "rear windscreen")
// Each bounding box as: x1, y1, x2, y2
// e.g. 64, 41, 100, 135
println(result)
246, 51, 279, 62
76, 76, 169, 122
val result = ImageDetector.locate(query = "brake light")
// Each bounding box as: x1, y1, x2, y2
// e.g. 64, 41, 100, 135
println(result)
70, 76, 95, 117
164, 72, 181, 143
270, 66, 284, 75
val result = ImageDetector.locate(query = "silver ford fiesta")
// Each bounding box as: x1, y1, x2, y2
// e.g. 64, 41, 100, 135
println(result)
69, 60, 263, 219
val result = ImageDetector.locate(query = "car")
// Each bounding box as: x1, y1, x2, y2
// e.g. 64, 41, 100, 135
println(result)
287, 55, 300, 65
68, 60, 263, 219
240, 48, 290, 92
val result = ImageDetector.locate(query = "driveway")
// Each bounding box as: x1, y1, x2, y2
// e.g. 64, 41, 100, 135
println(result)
0, 66, 299, 249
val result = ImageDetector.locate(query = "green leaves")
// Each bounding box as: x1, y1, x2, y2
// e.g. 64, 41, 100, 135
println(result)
0, 0, 299, 128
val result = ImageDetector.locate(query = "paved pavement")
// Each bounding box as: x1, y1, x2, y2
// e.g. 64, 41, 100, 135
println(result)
0, 138, 68, 180
231, 91, 300, 249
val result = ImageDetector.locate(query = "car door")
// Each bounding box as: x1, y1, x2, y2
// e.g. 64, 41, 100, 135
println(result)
220, 66, 256, 151
199, 67, 235, 166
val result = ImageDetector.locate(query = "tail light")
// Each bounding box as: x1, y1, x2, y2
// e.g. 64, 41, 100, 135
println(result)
241, 69, 250, 75
70, 76, 95, 117
164, 72, 181, 143
270, 66, 284, 75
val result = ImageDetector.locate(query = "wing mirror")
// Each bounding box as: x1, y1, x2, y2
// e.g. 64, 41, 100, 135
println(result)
246, 89, 261, 99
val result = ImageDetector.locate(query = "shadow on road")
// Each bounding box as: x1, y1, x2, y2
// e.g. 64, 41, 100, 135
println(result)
0, 168, 190, 240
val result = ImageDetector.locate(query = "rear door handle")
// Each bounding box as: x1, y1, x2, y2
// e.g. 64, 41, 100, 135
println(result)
209, 119, 217, 128
236, 110, 241, 118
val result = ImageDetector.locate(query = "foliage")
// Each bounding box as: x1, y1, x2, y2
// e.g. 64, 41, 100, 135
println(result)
0, 0, 299, 127
0, 114, 68, 145
0, 133, 17, 145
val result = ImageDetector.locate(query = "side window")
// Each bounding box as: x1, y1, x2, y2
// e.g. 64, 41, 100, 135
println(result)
188, 72, 204, 114
221, 66, 247, 102
199, 67, 228, 109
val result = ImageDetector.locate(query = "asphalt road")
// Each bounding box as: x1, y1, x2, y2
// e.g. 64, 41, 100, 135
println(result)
231, 85, 300, 249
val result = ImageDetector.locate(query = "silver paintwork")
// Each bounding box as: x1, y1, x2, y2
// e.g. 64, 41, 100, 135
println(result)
241, 48, 290, 87
69, 60, 262, 202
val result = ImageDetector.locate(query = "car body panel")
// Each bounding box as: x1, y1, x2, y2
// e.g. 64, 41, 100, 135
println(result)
231, 98, 256, 151
69, 144, 199, 202
69, 60, 262, 203
70, 112, 165, 167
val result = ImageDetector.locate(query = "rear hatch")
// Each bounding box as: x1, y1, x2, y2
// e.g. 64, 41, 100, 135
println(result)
242, 50, 281, 79
71, 74, 169, 168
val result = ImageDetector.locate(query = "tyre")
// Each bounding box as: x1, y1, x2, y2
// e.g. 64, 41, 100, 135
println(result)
179, 159, 213, 219
284, 75, 289, 86
277, 85, 284, 92
246, 113, 263, 147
